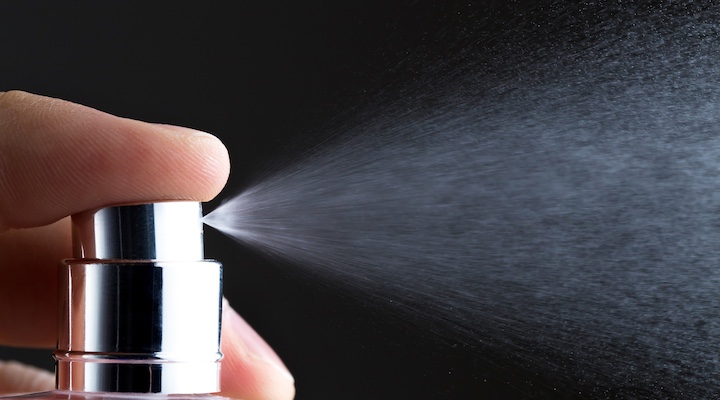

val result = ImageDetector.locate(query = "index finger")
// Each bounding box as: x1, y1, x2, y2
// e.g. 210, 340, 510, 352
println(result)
0, 91, 230, 231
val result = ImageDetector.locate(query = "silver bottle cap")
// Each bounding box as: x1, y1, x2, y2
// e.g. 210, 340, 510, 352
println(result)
71, 201, 205, 260
55, 202, 223, 394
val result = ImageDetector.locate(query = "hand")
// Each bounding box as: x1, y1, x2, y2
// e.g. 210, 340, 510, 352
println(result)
0, 91, 295, 399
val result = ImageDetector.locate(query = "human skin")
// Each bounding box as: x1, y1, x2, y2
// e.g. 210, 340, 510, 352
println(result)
0, 91, 295, 399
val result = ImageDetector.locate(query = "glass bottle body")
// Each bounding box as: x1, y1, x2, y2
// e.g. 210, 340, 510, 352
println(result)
7, 391, 234, 400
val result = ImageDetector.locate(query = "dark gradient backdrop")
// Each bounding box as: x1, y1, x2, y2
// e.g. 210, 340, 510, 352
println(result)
2, 1, 719, 399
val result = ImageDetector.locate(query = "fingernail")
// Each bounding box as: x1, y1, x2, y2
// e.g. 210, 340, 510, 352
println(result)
222, 299, 294, 383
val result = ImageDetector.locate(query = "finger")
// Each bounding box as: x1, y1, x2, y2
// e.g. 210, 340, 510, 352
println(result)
0, 361, 54, 395
0, 90, 230, 231
220, 300, 295, 400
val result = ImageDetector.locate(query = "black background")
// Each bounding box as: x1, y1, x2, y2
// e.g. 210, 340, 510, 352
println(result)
3, 1, 717, 399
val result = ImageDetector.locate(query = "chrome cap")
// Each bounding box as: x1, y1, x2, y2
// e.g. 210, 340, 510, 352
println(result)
56, 202, 223, 394
71, 202, 205, 260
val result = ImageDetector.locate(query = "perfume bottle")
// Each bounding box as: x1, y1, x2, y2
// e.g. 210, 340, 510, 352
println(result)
9, 202, 233, 399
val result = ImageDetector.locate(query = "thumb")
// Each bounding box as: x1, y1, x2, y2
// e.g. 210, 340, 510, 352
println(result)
0, 361, 54, 395
220, 300, 296, 400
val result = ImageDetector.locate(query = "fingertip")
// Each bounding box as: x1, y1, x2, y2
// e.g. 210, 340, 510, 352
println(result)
219, 301, 295, 400
183, 131, 231, 202
148, 123, 231, 201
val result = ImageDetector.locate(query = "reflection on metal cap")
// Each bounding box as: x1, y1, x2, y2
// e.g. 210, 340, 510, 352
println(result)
71, 202, 204, 260
56, 202, 223, 394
